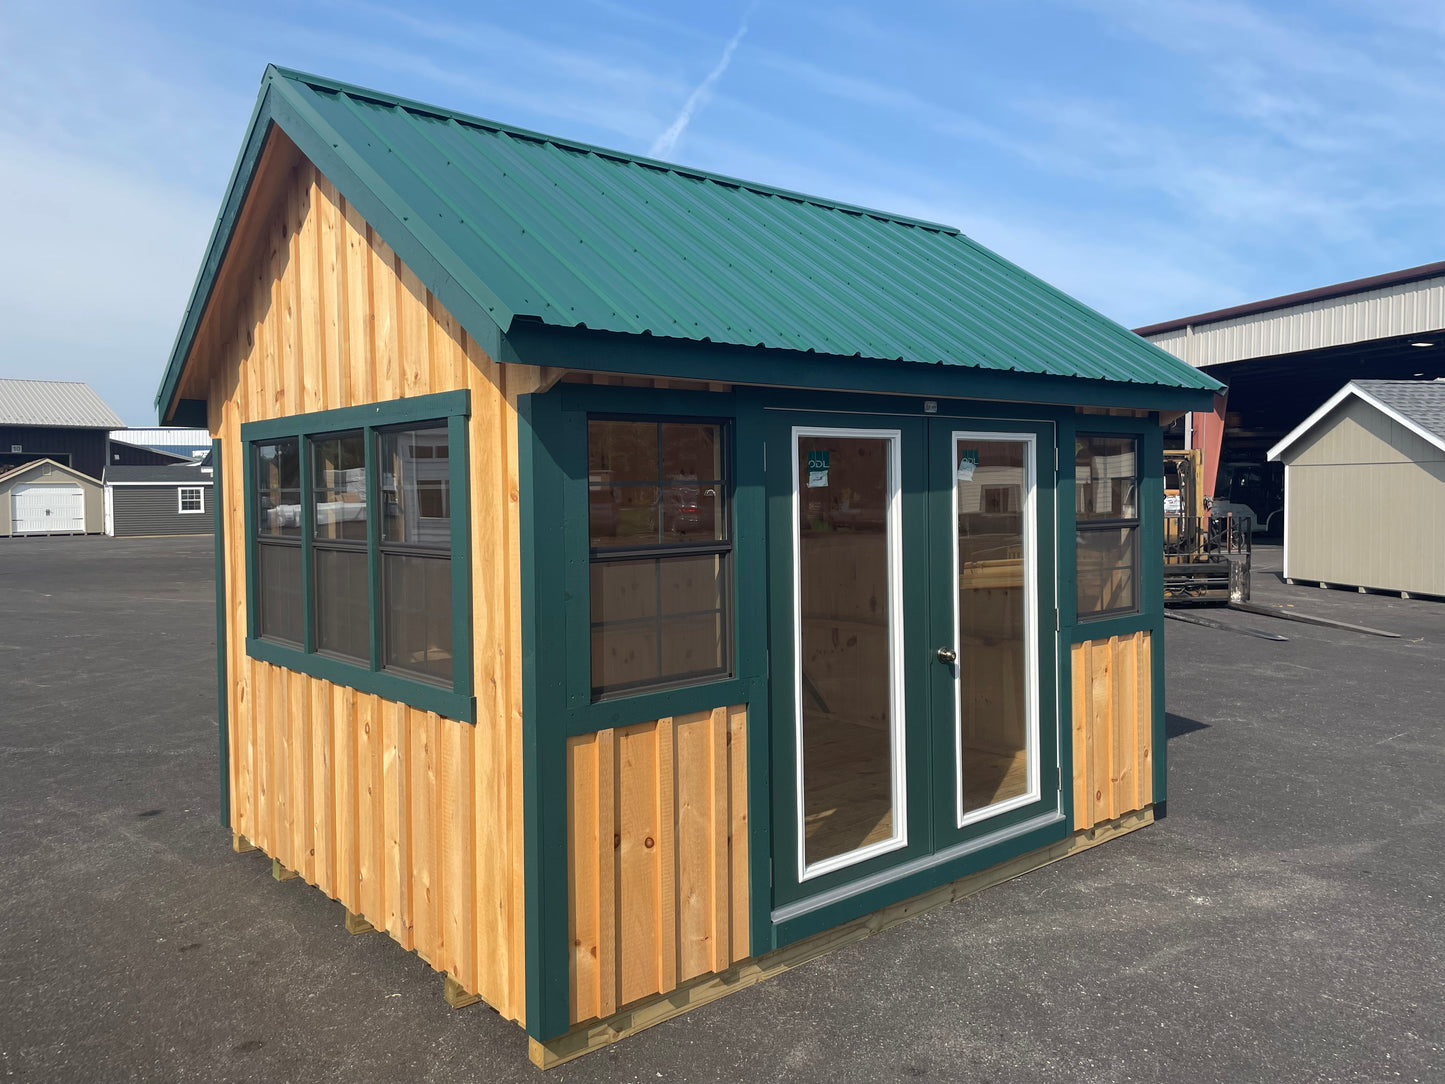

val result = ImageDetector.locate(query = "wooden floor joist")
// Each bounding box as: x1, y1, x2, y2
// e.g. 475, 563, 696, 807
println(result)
271, 857, 298, 882
231, 833, 256, 854
344, 910, 374, 935
530, 806, 1154, 1070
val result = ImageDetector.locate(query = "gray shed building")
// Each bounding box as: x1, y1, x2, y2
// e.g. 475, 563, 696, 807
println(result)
104, 464, 215, 537
1269, 379, 1445, 598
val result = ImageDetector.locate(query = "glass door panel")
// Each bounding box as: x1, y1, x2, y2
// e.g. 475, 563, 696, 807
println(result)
794, 428, 906, 878
950, 435, 1038, 826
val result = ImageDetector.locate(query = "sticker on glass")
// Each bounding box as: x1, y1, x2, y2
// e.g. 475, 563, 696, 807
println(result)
957, 449, 979, 482
806, 450, 830, 488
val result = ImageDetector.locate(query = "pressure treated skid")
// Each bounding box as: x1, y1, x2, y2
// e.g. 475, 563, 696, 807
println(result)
159, 67, 1216, 1068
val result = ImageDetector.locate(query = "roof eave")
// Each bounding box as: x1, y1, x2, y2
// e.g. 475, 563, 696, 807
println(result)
155, 67, 516, 426
1268, 381, 1445, 461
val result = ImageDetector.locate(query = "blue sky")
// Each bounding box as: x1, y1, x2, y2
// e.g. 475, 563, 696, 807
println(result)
2, 0, 1442, 425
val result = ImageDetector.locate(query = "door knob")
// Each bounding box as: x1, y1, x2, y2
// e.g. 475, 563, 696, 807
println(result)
936, 647, 957, 664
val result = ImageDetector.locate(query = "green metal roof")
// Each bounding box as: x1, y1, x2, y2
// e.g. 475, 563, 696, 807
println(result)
158, 66, 1220, 421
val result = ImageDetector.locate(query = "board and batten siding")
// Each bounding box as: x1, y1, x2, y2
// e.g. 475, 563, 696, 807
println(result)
1282, 397, 1445, 596
566, 706, 750, 1024
111, 486, 215, 536
1071, 631, 1153, 831
180, 129, 543, 1023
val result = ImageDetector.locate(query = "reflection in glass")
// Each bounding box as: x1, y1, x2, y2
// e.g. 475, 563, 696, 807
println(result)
381, 427, 450, 546
1075, 436, 1137, 521
312, 431, 368, 541
1075, 434, 1141, 617
955, 439, 1031, 818
256, 439, 301, 538
797, 434, 897, 868
588, 420, 725, 547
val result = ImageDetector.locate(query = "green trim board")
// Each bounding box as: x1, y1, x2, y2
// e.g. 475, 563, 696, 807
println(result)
213, 437, 230, 828
506, 324, 1219, 415
158, 65, 1221, 424
238, 390, 475, 724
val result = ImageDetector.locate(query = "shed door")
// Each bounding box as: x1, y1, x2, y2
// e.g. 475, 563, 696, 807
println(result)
767, 413, 1058, 918
13, 484, 85, 534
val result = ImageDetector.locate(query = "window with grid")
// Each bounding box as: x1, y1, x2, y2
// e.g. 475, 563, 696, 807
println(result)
247, 399, 464, 709
179, 487, 204, 513
587, 419, 731, 699
1075, 433, 1140, 618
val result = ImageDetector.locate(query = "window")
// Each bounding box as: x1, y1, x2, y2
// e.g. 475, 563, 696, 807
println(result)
1075, 434, 1140, 618
179, 487, 205, 513
587, 419, 731, 699
242, 391, 471, 721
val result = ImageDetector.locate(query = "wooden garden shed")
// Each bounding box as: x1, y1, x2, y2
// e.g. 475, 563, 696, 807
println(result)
157, 67, 1221, 1066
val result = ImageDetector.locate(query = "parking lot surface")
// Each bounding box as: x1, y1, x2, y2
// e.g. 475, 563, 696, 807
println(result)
1, 537, 1440, 1082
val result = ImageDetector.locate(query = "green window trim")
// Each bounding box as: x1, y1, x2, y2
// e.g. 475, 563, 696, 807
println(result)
240, 390, 475, 724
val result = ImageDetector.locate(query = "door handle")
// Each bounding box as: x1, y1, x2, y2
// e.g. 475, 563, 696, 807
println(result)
936, 646, 957, 664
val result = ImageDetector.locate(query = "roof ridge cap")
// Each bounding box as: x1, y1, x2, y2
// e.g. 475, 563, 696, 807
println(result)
268, 65, 963, 236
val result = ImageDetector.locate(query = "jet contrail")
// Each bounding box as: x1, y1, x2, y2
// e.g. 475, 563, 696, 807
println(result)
649, 6, 756, 160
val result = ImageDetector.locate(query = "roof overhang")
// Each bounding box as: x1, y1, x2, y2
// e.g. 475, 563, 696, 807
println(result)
156, 67, 517, 426
1267, 381, 1445, 461
158, 67, 1222, 424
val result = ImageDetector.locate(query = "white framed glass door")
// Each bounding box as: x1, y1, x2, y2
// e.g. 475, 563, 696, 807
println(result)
791, 426, 908, 881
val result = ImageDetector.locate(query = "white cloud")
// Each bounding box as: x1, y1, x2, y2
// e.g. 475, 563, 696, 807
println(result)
649, 7, 754, 159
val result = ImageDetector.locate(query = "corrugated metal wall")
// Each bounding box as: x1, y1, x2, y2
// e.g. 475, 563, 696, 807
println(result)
111, 486, 215, 536
1147, 275, 1445, 368
1283, 398, 1445, 595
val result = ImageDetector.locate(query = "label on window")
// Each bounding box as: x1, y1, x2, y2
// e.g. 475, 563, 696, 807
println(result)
806, 450, 829, 488
957, 449, 979, 482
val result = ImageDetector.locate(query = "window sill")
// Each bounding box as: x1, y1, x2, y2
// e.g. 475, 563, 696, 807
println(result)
246, 636, 476, 723
564, 673, 764, 737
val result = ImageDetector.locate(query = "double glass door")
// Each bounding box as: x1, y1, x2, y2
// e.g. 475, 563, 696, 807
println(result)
768, 413, 1057, 910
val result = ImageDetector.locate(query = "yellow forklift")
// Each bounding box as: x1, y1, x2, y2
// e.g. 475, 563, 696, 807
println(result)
1163, 449, 1251, 604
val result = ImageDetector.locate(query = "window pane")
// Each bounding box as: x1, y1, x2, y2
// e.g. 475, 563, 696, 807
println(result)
589, 483, 659, 547
383, 553, 452, 682
1076, 436, 1138, 522
257, 541, 303, 643
588, 420, 657, 481
180, 488, 203, 511
590, 554, 727, 696
314, 547, 369, 662
1077, 526, 1139, 615
661, 422, 722, 482
380, 427, 450, 547
660, 482, 725, 543
313, 431, 368, 542
256, 439, 301, 538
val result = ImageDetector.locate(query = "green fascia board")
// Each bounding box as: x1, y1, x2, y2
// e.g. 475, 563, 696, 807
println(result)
213, 437, 230, 828
159, 65, 1219, 425
507, 323, 1220, 413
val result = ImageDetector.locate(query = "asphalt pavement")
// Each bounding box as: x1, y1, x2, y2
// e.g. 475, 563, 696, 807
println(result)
0, 536, 1440, 1083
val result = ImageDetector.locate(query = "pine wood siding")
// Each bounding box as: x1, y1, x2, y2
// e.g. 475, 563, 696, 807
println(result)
1070, 631, 1153, 830
566, 706, 750, 1025
191, 130, 532, 1023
